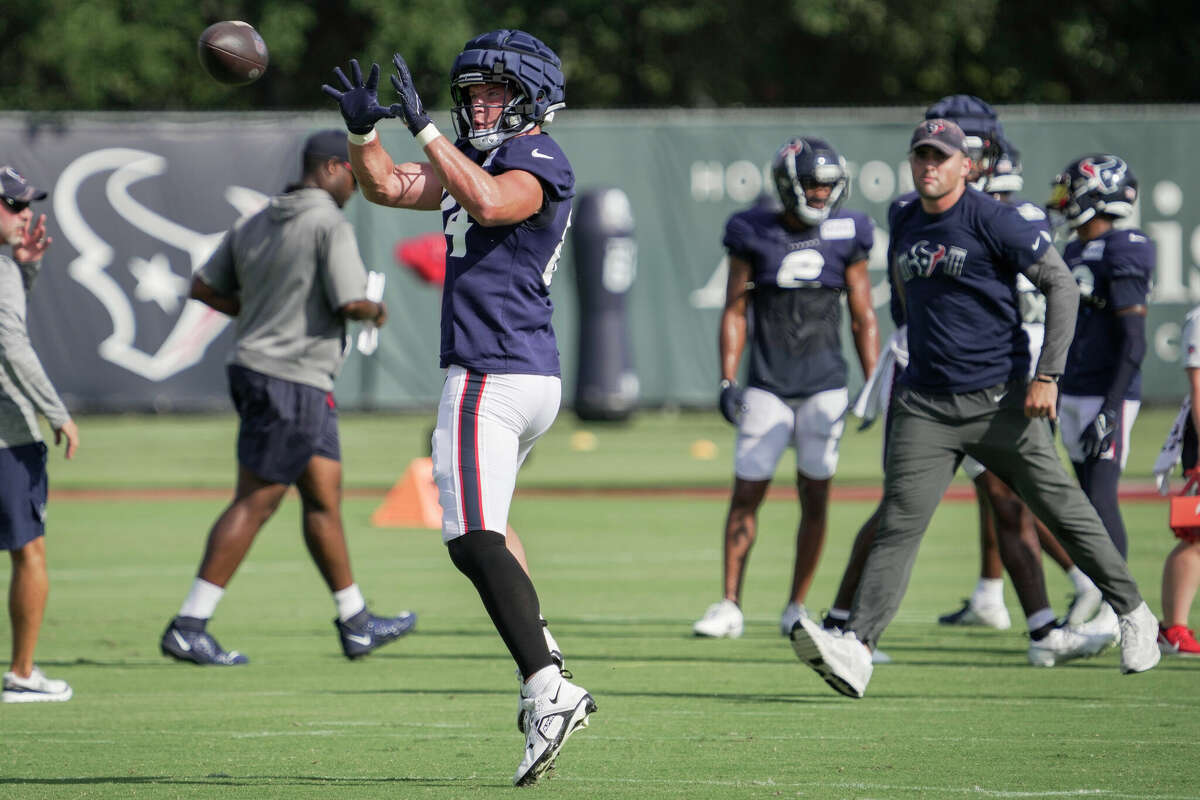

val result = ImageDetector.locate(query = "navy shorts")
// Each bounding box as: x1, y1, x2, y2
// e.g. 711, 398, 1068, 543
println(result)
0, 442, 48, 551
229, 365, 340, 485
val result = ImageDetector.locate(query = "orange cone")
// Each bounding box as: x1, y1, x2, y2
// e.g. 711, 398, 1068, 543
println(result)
370, 457, 443, 529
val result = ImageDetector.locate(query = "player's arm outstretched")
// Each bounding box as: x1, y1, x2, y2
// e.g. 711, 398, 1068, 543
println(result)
323, 58, 441, 210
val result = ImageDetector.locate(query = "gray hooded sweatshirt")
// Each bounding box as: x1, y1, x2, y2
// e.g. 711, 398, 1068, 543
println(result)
198, 187, 369, 391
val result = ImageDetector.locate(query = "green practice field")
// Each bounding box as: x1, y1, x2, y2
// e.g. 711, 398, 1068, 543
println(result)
4, 408, 1197, 799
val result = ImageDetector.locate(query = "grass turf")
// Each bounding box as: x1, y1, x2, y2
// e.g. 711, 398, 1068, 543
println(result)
3, 409, 1196, 799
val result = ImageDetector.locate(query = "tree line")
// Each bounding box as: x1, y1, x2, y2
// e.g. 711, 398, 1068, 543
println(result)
2, 0, 1195, 112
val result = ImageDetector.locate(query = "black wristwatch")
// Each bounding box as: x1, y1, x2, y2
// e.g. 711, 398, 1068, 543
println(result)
1033, 373, 1060, 384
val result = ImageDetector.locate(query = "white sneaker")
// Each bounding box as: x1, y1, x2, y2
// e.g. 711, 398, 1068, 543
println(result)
513, 676, 596, 786
693, 600, 743, 638
1075, 602, 1120, 643
779, 603, 808, 636
1027, 625, 1116, 667
870, 648, 893, 665
790, 616, 873, 698
2, 666, 73, 703
1118, 601, 1162, 675
937, 598, 1012, 630
1064, 583, 1104, 626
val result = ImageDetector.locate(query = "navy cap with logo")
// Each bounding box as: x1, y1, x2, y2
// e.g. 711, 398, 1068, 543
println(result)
0, 166, 47, 210
909, 119, 969, 156
303, 129, 350, 162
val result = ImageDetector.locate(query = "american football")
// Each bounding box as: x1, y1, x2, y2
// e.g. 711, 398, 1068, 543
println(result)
197, 21, 269, 86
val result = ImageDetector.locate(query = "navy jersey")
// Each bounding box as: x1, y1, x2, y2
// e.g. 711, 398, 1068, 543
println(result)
439, 133, 575, 375
887, 188, 1052, 393
723, 206, 873, 399
1060, 227, 1155, 398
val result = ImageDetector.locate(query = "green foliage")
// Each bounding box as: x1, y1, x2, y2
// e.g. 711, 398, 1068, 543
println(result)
0, 0, 1195, 111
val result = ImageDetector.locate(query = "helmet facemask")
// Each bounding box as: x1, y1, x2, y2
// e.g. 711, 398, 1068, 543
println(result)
772, 138, 848, 227
450, 78, 538, 151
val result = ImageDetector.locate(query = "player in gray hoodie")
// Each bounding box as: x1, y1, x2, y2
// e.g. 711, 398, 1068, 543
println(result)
159, 131, 415, 665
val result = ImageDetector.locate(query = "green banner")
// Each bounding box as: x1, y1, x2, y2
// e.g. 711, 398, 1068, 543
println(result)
341, 107, 1200, 408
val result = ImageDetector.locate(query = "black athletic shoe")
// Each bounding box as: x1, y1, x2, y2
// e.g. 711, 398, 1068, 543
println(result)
335, 608, 417, 659
160, 616, 249, 666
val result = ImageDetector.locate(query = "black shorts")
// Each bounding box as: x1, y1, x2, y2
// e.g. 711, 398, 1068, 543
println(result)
229, 365, 340, 485
0, 442, 48, 551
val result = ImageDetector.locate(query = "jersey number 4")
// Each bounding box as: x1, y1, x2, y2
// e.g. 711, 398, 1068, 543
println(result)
443, 199, 570, 288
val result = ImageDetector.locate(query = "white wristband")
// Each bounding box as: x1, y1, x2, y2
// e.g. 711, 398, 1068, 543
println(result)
414, 123, 442, 148
347, 129, 378, 146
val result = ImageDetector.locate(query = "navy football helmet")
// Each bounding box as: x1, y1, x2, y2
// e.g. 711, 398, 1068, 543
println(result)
1047, 154, 1138, 228
771, 137, 848, 226
925, 94, 1003, 183
449, 29, 566, 151
985, 136, 1023, 195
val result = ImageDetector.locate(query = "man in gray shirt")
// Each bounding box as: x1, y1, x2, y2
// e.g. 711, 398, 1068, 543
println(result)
0, 166, 78, 702
160, 131, 415, 665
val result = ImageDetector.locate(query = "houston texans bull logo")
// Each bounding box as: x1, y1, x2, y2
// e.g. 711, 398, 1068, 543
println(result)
53, 148, 268, 381
896, 239, 967, 281
1077, 156, 1126, 193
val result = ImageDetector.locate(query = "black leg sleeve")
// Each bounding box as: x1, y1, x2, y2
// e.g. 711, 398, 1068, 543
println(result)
447, 530, 553, 680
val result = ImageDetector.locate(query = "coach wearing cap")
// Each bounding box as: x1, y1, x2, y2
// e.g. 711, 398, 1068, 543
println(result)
0, 166, 78, 702
789, 118, 1161, 697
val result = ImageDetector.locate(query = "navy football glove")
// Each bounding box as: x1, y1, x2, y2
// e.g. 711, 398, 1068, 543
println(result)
1080, 408, 1117, 459
321, 59, 396, 135
719, 380, 745, 426
389, 53, 433, 137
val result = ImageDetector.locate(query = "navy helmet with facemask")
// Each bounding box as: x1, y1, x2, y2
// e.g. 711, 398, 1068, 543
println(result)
1047, 154, 1138, 229
771, 137, 848, 226
449, 29, 566, 151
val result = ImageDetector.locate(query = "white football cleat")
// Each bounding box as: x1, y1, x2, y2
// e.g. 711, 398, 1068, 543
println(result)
790, 616, 873, 698
513, 676, 596, 786
1119, 601, 1162, 675
1027, 625, 1116, 667
2, 666, 72, 703
779, 602, 808, 636
693, 599, 744, 638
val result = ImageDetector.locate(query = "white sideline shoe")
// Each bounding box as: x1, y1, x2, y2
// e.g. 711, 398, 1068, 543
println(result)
693, 599, 743, 638
938, 598, 1012, 630
2, 666, 73, 703
779, 603, 808, 636
790, 616, 873, 698
513, 676, 596, 786
1027, 625, 1116, 667
1119, 601, 1161, 675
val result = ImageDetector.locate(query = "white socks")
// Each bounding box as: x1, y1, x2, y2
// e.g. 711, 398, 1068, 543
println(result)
180, 579, 368, 623
333, 584, 366, 622
522, 664, 561, 699
179, 578, 225, 620
972, 577, 1005, 608
1067, 566, 1097, 594
1026, 608, 1057, 631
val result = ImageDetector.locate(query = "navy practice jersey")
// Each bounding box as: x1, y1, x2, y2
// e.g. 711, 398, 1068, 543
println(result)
439, 133, 575, 375
1060, 227, 1155, 398
887, 188, 1052, 393
723, 206, 873, 399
